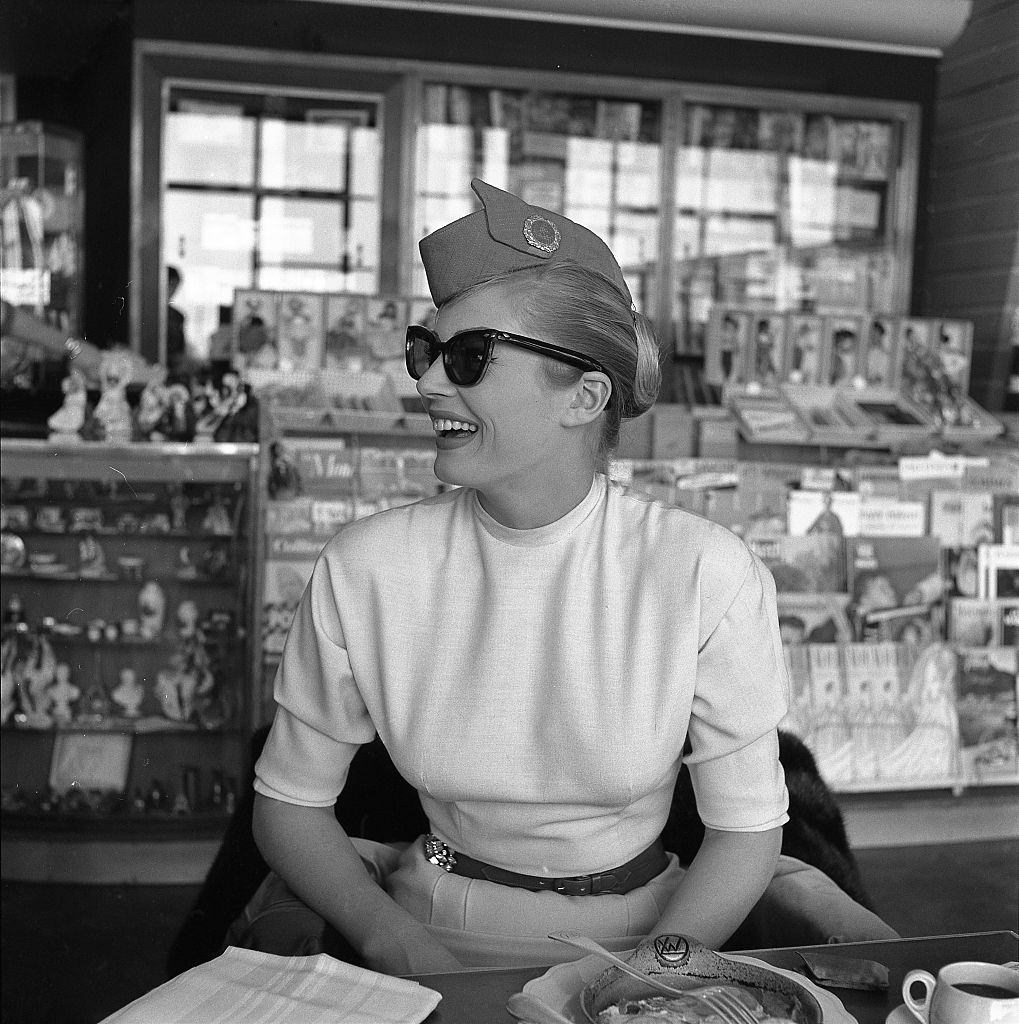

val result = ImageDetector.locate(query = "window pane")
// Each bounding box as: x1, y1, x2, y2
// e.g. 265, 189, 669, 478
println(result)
260, 119, 348, 191
414, 85, 662, 311
164, 189, 256, 360
674, 102, 899, 353
165, 110, 255, 187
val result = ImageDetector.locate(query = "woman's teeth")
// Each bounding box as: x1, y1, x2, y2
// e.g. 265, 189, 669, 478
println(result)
432, 418, 478, 434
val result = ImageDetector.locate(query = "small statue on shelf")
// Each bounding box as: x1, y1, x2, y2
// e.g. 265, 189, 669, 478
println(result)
111, 667, 145, 718
169, 488, 190, 532
135, 366, 169, 440
47, 368, 88, 441
89, 350, 134, 444
20, 630, 57, 728
156, 651, 201, 723
78, 533, 108, 578
175, 599, 201, 640
138, 580, 167, 639
201, 497, 233, 536
49, 663, 81, 725
175, 545, 197, 580
77, 683, 111, 726
156, 384, 197, 442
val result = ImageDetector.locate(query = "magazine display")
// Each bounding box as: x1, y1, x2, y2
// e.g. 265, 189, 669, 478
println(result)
613, 452, 1019, 790
954, 647, 1019, 782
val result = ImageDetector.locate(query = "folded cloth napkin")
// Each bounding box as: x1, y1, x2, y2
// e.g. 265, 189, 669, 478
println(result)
99, 946, 442, 1024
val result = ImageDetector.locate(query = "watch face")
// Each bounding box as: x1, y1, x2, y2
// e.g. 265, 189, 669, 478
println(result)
1, 532, 27, 571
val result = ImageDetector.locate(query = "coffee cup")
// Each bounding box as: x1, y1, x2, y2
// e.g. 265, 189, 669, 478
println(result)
902, 960, 1019, 1023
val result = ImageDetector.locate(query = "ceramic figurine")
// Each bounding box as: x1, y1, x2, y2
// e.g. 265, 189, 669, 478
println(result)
49, 663, 81, 725
156, 384, 196, 442
92, 350, 134, 443
21, 632, 57, 728
200, 498, 233, 536
169, 491, 190, 532
175, 600, 201, 639
78, 533, 108, 578
175, 545, 197, 580
135, 366, 169, 439
78, 684, 111, 726
46, 368, 88, 441
138, 580, 167, 639
156, 654, 199, 722
111, 667, 144, 718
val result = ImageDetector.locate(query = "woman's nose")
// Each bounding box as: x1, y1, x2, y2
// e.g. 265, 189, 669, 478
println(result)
415, 352, 456, 400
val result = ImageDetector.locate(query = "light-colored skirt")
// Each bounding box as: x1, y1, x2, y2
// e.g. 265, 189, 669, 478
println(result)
362, 837, 685, 969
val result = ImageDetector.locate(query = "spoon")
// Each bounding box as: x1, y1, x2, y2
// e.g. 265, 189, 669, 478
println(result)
548, 930, 689, 999
505, 990, 576, 1024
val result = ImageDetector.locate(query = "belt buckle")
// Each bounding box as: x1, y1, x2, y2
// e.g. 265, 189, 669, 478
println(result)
423, 833, 457, 872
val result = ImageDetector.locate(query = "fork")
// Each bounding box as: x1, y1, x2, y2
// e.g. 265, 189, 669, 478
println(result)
694, 985, 760, 1024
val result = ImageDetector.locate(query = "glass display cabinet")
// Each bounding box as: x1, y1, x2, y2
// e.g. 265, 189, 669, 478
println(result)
0, 439, 259, 881
0, 121, 84, 337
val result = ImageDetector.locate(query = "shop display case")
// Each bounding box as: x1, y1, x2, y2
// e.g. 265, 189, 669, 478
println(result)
0, 439, 258, 878
0, 121, 84, 337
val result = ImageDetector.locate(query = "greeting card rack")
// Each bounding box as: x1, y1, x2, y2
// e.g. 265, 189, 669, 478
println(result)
0, 439, 259, 881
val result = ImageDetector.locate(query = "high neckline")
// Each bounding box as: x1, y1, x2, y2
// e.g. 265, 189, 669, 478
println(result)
471, 474, 605, 547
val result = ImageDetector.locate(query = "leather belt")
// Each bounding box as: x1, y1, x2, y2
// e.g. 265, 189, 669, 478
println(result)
423, 834, 668, 896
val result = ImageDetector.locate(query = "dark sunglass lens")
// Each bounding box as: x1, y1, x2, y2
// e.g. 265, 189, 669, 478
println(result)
406, 327, 439, 380
446, 332, 489, 386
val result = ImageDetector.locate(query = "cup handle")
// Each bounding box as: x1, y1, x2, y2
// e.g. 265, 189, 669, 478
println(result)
902, 969, 936, 1022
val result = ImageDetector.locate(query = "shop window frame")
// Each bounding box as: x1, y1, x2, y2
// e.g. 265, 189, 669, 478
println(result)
133, 41, 920, 368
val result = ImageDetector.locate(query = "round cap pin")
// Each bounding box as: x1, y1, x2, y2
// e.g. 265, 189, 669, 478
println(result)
522, 214, 561, 253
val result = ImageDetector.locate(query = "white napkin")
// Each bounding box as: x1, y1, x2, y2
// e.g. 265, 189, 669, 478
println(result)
99, 946, 442, 1024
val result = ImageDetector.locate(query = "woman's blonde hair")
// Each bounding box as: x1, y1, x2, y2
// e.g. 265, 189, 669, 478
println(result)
450, 261, 662, 457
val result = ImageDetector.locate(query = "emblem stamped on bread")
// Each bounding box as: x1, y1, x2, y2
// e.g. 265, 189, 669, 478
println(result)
582, 934, 823, 1023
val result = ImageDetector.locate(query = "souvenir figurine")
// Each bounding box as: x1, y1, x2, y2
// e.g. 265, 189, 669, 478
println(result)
92, 350, 134, 443
47, 367, 88, 441
175, 545, 197, 580
138, 580, 167, 639
77, 684, 111, 726
21, 630, 57, 728
35, 505, 65, 532
169, 491, 190, 532
201, 544, 230, 580
156, 384, 197, 442
0, 506, 31, 531
213, 381, 259, 443
140, 512, 171, 535
200, 497, 233, 536
176, 599, 201, 640
135, 366, 169, 439
156, 652, 199, 722
1, 531, 27, 572
78, 533, 108, 577
69, 507, 104, 533
49, 663, 80, 725
267, 441, 302, 499
111, 667, 144, 718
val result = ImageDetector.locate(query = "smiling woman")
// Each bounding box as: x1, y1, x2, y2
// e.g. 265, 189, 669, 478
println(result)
232, 176, 897, 978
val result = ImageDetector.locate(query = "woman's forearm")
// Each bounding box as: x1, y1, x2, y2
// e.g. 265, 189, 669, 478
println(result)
251, 793, 461, 972
652, 825, 782, 949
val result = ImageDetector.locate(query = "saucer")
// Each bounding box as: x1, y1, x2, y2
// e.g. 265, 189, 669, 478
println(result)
886, 1005, 917, 1024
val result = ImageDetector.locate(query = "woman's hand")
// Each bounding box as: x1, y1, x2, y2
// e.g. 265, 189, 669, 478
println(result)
361, 917, 464, 976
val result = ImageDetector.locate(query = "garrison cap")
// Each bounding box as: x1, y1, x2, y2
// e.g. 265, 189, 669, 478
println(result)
419, 178, 631, 307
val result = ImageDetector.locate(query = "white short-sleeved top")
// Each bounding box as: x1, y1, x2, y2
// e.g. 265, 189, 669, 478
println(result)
254, 474, 790, 877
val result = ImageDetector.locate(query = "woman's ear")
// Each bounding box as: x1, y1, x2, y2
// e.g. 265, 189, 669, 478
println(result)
561, 371, 612, 427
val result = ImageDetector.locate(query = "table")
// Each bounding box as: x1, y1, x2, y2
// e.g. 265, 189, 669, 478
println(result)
411, 930, 1019, 1024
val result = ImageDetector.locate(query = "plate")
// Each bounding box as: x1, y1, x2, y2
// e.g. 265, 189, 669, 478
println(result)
520, 952, 857, 1024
